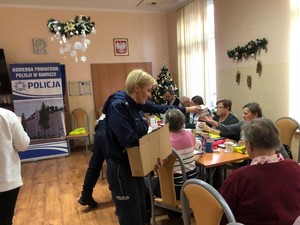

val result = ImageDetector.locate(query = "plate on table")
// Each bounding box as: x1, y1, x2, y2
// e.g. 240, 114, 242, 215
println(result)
218, 144, 226, 148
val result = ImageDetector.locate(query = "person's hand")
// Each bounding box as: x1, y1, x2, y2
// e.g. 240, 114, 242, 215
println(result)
186, 105, 201, 114
153, 157, 164, 171
199, 123, 211, 133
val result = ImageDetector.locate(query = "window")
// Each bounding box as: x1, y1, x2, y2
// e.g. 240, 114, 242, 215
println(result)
177, 0, 216, 108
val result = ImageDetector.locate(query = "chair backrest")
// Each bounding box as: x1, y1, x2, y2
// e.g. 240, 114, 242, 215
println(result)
275, 117, 299, 148
71, 108, 89, 132
181, 179, 236, 225
156, 148, 187, 207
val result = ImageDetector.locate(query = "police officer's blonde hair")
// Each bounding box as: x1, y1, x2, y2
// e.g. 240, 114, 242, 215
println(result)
125, 69, 157, 94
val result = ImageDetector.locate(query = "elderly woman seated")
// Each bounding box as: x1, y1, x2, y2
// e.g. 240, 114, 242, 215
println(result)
220, 118, 300, 225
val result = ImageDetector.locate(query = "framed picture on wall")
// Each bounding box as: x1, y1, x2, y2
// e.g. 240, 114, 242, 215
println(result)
113, 38, 129, 56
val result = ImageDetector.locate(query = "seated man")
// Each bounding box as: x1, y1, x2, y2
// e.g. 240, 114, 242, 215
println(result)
220, 118, 300, 225
164, 89, 180, 106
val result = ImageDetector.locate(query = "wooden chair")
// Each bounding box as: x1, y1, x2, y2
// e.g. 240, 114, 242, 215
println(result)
66, 108, 90, 152
180, 179, 238, 225
148, 148, 187, 225
275, 117, 300, 160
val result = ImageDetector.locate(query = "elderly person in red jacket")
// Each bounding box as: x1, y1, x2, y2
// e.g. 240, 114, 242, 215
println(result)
220, 118, 300, 225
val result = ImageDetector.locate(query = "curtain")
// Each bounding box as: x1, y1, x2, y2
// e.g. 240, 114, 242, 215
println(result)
177, 0, 208, 100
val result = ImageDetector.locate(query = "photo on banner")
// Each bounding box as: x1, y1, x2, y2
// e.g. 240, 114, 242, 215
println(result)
9, 63, 68, 161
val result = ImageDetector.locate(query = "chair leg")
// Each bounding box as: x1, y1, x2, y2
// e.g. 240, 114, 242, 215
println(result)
85, 137, 89, 151
147, 173, 156, 225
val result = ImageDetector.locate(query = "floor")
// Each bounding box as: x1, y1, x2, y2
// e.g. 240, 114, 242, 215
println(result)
13, 148, 189, 225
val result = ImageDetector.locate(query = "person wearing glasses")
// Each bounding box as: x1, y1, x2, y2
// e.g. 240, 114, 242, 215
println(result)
200, 102, 262, 141
211, 99, 239, 189
213, 99, 239, 141
220, 118, 300, 225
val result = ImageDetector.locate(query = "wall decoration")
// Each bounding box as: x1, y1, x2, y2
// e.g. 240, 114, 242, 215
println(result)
113, 38, 129, 56
256, 60, 262, 76
47, 15, 96, 62
68, 81, 92, 96
236, 70, 241, 85
227, 38, 268, 61
33, 38, 48, 54
247, 75, 252, 89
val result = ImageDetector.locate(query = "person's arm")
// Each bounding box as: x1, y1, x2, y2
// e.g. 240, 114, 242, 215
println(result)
108, 102, 142, 148
10, 113, 30, 151
142, 101, 200, 114
200, 121, 243, 137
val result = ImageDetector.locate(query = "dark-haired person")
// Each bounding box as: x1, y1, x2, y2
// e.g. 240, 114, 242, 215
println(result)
212, 98, 239, 141
220, 118, 300, 225
0, 107, 30, 225
211, 99, 239, 189
164, 109, 200, 199
200, 102, 262, 141
187, 95, 206, 128
164, 89, 180, 106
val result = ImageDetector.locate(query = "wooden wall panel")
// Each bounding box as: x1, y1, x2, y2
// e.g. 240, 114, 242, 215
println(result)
91, 62, 152, 117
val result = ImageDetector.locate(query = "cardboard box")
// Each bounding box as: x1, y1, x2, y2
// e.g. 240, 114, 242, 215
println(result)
127, 124, 172, 177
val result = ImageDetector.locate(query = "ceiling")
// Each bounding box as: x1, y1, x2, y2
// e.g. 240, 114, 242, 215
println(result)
0, 0, 190, 13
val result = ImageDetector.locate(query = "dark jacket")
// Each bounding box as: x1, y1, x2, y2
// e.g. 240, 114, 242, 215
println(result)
103, 91, 147, 163
102, 91, 187, 163
167, 96, 180, 106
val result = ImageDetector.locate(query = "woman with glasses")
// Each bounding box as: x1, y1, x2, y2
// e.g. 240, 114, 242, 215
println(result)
200, 102, 262, 141
211, 99, 239, 189
213, 99, 239, 140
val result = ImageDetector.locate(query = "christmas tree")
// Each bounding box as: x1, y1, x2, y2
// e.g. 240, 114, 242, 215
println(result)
152, 64, 179, 105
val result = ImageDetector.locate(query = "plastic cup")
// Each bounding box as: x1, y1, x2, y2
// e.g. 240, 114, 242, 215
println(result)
224, 141, 234, 153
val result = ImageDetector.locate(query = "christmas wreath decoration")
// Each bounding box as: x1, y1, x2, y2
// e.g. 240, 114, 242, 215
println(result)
227, 38, 268, 61
46, 15, 96, 62
47, 15, 96, 39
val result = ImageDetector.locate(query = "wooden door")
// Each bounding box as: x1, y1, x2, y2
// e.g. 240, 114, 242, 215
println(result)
91, 62, 152, 117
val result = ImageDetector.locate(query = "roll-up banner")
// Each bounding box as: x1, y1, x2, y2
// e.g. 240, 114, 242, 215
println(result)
9, 63, 68, 162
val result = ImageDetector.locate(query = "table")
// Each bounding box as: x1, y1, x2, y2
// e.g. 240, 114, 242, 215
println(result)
195, 148, 249, 185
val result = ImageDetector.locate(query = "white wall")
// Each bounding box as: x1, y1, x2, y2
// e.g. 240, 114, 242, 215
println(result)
214, 0, 299, 161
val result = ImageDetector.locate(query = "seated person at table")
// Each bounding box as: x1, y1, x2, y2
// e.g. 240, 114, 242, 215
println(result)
147, 109, 200, 200
220, 118, 300, 225
165, 109, 201, 199
187, 95, 206, 129
201, 102, 290, 159
212, 98, 239, 188
179, 96, 193, 129
213, 99, 239, 137
164, 89, 180, 106
200, 102, 262, 141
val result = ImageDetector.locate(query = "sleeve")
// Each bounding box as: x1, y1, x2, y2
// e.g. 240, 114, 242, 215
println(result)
108, 102, 141, 148
218, 121, 242, 137
10, 114, 30, 152
142, 101, 186, 114
226, 114, 240, 125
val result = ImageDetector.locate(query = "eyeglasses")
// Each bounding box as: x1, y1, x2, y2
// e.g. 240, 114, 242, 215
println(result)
215, 106, 224, 109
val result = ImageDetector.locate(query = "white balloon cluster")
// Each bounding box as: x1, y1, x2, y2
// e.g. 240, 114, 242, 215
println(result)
53, 35, 94, 62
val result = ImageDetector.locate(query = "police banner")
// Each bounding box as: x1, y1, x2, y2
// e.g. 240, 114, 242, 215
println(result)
9, 63, 68, 161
